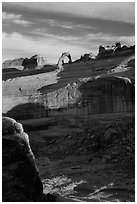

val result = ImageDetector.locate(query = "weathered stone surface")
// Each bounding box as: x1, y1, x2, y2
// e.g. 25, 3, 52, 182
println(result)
74, 53, 96, 63
2, 55, 48, 71
5, 76, 135, 120
96, 43, 135, 59
2, 58, 24, 70
30, 54, 48, 66
2, 117, 44, 201
22, 54, 48, 69
57, 52, 72, 70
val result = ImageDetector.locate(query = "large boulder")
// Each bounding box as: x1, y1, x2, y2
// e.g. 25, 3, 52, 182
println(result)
2, 117, 44, 201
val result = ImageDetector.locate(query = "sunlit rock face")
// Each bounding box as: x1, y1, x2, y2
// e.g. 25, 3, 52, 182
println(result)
5, 76, 134, 120
2, 55, 48, 71
2, 58, 24, 70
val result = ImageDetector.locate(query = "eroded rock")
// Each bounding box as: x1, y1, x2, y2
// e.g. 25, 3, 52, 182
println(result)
2, 117, 44, 201
2, 58, 24, 70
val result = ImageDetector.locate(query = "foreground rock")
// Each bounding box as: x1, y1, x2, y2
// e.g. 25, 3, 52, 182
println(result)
2, 116, 75, 202
2, 117, 44, 201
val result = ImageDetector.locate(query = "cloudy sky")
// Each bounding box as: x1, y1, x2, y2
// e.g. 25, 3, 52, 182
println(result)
2, 2, 135, 63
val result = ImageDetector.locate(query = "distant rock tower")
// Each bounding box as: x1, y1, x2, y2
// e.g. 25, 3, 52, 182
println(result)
31, 55, 48, 66
22, 54, 48, 69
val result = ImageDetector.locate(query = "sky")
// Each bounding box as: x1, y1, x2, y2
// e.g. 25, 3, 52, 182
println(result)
2, 2, 135, 64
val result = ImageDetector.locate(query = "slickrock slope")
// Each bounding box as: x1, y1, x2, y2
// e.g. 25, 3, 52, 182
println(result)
3, 53, 135, 120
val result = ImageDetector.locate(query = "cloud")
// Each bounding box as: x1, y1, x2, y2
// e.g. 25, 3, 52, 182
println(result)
44, 19, 97, 30
85, 33, 135, 45
2, 11, 32, 26
3, 2, 135, 24
2, 32, 90, 63
2, 30, 135, 63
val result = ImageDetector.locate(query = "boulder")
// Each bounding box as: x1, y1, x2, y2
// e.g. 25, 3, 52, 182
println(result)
2, 117, 44, 201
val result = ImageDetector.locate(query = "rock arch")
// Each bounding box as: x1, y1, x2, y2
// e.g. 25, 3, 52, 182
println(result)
57, 52, 72, 69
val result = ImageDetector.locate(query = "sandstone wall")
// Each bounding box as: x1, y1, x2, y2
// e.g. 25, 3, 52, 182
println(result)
6, 76, 134, 120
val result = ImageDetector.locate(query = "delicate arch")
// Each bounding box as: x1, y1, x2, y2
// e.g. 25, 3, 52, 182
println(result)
57, 52, 72, 67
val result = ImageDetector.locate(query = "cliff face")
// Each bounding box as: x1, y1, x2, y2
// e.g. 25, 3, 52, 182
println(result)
44, 76, 134, 115
6, 76, 134, 120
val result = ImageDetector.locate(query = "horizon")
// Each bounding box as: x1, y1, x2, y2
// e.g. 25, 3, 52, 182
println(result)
2, 2, 135, 63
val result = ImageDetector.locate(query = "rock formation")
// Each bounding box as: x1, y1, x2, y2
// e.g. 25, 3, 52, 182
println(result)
96, 43, 135, 59
74, 53, 96, 63
5, 76, 135, 120
2, 44, 135, 120
2, 55, 48, 70
22, 55, 48, 70
57, 52, 72, 70
2, 58, 24, 70
97, 45, 114, 58
2, 117, 44, 201
30, 55, 48, 66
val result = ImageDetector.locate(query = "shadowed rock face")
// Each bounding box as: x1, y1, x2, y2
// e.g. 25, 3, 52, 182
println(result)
2, 117, 44, 201
22, 55, 48, 69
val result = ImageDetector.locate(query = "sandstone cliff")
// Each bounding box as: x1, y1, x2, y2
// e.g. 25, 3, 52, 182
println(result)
5, 76, 134, 120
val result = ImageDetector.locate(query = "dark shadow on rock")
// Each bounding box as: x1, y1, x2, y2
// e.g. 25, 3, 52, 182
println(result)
6, 102, 48, 121
79, 76, 135, 115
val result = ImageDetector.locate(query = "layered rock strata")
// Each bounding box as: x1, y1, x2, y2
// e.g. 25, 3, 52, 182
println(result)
6, 76, 135, 120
